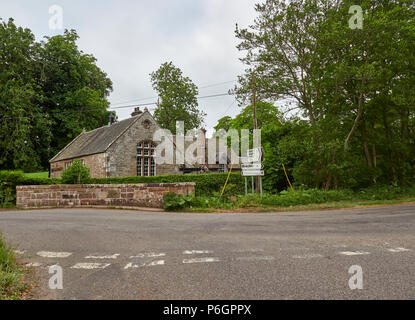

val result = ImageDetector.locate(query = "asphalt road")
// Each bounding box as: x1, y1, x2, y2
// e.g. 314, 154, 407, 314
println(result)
0, 204, 414, 300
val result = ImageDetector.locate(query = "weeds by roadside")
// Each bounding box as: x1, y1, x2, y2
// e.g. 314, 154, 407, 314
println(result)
0, 233, 28, 299
163, 185, 415, 212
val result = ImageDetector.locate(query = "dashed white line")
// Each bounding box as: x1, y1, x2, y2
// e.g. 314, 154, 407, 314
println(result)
25, 262, 41, 267
293, 253, 324, 259
129, 252, 166, 258
183, 250, 213, 255
183, 257, 220, 264
387, 247, 410, 253
85, 254, 120, 259
339, 251, 370, 256
37, 251, 72, 258
71, 263, 110, 269
124, 260, 165, 269
233, 248, 264, 253
236, 256, 275, 261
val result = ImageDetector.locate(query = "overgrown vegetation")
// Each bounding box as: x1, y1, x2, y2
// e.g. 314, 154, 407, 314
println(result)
0, 233, 27, 299
163, 185, 415, 211
61, 160, 90, 184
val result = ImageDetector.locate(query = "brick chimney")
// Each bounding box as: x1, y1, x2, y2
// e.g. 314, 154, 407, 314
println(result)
131, 107, 143, 117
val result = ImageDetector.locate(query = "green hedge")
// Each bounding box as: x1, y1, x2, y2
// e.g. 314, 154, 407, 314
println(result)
89, 172, 244, 196
0, 171, 59, 207
0, 170, 244, 205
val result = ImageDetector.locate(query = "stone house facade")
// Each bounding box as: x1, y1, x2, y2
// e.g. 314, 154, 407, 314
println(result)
50, 108, 235, 178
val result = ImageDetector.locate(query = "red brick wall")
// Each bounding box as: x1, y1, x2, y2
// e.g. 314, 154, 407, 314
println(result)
16, 183, 195, 209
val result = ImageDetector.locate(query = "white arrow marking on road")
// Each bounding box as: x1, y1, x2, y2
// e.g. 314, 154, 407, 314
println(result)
183, 250, 213, 255
85, 254, 120, 259
71, 263, 110, 269
339, 251, 370, 256
37, 251, 72, 258
387, 247, 410, 253
183, 257, 220, 264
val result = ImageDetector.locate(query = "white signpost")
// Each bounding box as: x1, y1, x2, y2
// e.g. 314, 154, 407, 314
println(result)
241, 148, 263, 198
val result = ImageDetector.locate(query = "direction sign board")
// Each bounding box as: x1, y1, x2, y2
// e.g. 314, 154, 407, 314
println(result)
241, 163, 264, 170
241, 170, 264, 177
246, 148, 262, 163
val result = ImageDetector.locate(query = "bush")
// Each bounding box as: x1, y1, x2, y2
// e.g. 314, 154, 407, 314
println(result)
163, 192, 195, 211
61, 160, 90, 184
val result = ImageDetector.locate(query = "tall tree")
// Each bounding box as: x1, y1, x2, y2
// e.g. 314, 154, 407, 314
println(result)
39, 30, 113, 157
0, 18, 51, 171
150, 62, 205, 133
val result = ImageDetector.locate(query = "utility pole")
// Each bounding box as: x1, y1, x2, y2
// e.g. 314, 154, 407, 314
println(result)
251, 72, 260, 194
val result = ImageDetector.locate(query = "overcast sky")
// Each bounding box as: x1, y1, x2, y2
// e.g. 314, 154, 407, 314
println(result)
1, 0, 259, 136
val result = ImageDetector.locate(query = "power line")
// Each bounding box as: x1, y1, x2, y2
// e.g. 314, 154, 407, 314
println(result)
109, 92, 231, 110
110, 80, 236, 107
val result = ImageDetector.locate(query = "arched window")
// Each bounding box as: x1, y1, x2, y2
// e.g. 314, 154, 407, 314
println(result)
137, 141, 156, 176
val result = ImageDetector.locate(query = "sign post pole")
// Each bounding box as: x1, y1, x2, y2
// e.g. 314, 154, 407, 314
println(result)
259, 176, 263, 200
244, 176, 248, 196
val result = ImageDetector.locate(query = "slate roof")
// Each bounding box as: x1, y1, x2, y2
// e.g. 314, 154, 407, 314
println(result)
50, 114, 142, 162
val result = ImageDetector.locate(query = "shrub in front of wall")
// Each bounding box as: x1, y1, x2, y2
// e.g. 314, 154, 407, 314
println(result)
61, 160, 90, 184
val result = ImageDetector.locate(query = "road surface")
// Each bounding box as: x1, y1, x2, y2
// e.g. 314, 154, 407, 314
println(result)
0, 204, 414, 299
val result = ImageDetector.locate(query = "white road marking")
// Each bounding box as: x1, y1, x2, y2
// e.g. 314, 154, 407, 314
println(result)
14, 250, 26, 255
71, 263, 110, 269
339, 251, 370, 256
387, 247, 410, 253
124, 260, 165, 269
236, 256, 275, 261
293, 253, 324, 259
233, 248, 264, 253
183, 250, 213, 255
183, 257, 220, 264
26, 262, 41, 267
37, 251, 72, 258
129, 252, 166, 258
85, 254, 120, 259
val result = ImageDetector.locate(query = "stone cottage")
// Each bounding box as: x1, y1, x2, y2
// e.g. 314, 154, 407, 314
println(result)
49, 107, 235, 178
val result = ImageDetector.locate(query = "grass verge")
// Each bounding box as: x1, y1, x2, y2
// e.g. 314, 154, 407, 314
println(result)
0, 233, 29, 299
191, 197, 415, 213
22, 172, 49, 179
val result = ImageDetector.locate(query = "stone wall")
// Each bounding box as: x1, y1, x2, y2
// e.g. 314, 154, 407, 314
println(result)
16, 183, 195, 209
